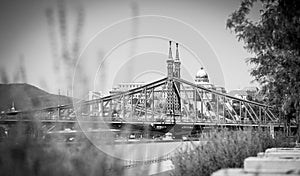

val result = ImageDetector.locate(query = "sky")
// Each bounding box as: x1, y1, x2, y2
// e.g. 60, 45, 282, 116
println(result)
0, 0, 262, 98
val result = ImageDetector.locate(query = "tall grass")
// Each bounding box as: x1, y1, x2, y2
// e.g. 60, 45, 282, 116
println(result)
171, 128, 294, 176
0, 122, 124, 176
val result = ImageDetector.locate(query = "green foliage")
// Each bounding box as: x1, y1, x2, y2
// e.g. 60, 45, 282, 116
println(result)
171, 129, 293, 176
226, 0, 300, 121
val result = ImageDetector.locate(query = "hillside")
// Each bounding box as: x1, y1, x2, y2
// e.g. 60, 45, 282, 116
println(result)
0, 83, 73, 112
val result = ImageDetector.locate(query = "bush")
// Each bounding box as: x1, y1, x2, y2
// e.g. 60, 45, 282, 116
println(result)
171, 128, 293, 176
0, 122, 124, 176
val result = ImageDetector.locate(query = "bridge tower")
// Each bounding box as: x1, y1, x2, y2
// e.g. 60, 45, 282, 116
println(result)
173, 43, 181, 116
166, 41, 174, 116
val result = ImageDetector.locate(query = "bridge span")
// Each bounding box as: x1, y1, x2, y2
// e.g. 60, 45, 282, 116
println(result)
0, 41, 291, 139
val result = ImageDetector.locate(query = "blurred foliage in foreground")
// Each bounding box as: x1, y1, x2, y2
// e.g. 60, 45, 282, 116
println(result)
0, 123, 124, 176
171, 129, 294, 176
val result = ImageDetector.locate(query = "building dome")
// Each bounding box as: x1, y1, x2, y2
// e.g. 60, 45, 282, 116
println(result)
195, 67, 209, 83
196, 67, 208, 78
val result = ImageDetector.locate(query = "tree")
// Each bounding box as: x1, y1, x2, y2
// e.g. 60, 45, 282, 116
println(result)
227, 0, 300, 138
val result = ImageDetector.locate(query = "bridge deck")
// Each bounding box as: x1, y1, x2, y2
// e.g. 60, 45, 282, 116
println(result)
0, 119, 288, 128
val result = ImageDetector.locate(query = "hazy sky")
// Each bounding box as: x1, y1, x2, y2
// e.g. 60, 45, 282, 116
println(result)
0, 0, 262, 97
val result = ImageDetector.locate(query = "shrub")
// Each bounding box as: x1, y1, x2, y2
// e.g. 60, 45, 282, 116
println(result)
171, 128, 293, 176
0, 122, 124, 176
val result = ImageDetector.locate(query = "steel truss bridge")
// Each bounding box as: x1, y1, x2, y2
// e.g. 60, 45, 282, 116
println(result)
82, 77, 278, 125
0, 76, 285, 139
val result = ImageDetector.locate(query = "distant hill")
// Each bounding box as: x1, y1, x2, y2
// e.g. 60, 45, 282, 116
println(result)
0, 83, 73, 112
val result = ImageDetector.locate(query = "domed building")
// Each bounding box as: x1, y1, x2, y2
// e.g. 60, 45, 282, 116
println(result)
192, 67, 216, 117
194, 67, 215, 92
195, 67, 209, 83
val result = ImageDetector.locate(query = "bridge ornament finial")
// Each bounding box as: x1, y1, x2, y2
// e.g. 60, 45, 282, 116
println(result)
175, 43, 179, 61
168, 41, 173, 59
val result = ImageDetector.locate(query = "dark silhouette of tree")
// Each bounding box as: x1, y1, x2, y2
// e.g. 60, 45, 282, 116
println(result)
246, 94, 253, 101
227, 0, 300, 137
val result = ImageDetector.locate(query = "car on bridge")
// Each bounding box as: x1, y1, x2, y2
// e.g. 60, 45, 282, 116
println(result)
162, 132, 174, 141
